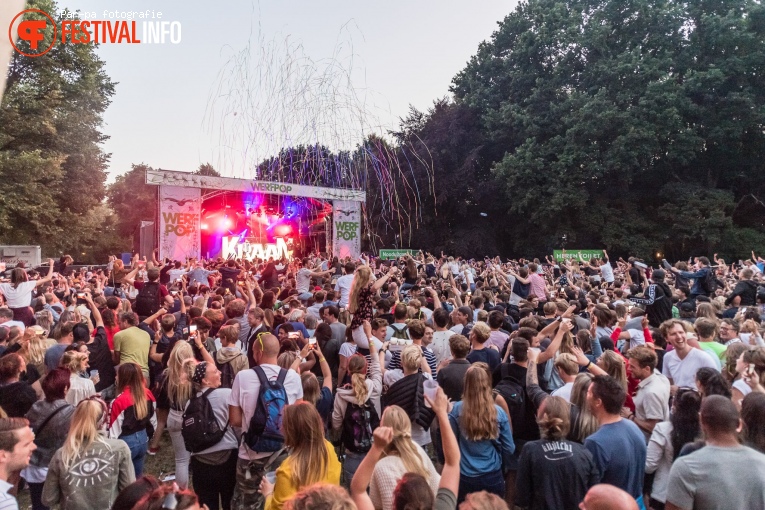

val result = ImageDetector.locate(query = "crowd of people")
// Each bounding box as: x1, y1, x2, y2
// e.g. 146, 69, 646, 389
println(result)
0, 249, 764, 510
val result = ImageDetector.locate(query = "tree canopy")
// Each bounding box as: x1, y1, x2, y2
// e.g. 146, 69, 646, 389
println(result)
394, 0, 765, 260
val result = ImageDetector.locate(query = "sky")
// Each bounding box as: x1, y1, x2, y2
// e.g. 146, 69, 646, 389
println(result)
59, 0, 516, 181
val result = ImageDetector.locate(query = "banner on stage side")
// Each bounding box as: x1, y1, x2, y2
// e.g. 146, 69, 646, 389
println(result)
332, 201, 361, 259
159, 186, 201, 261
553, 249, 603, 262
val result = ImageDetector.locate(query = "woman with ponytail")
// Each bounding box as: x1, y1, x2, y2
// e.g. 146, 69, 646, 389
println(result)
332, 321, 383, 486
369, 405, 440, 510
160, 341, 195, 488
515, 396, 598, 509
43, 398, 135, 510
449, 363, 514, 502
109, 363, 156, 477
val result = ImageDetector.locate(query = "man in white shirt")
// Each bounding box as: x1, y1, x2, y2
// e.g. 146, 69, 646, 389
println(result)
0, 310, 24, 333
334, 262, 356, 308
626, 346, 670, 442
228, 334, 302, 510
430, 308, 454, 365
0, 417, 37, 510
660, 319, 718, 393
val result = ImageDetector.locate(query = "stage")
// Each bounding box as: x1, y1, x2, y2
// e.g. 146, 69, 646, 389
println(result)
145, 169, 365, 261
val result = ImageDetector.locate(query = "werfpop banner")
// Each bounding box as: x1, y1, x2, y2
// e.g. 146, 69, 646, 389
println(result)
159, 185, 201, 261
332, 200, 361, 260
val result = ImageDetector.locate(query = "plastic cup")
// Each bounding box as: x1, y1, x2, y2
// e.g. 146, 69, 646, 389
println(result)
90, 370, 99, 379
264, 471, 276, 484
423, 379, 439, 408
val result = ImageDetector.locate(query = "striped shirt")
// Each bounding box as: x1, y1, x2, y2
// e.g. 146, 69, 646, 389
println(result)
387, 345, 438, 381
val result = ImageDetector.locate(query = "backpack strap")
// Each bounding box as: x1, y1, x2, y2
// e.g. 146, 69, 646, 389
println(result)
275, 368, 287, 386
200, 387, 216, 400
33, 405, 69, 436
253, 365, 268, 386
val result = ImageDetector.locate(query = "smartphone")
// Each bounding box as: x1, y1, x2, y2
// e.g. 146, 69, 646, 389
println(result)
170, 291, 177, 296
189, 324, 197, 334
309, 337, 317, 348
741, 307, 748, 314
76, 292, 86, 298
750, 363, 756, 373
288, 332, 300, 339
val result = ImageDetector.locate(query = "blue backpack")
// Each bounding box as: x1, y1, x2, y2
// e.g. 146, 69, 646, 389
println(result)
244, 366, 288, 453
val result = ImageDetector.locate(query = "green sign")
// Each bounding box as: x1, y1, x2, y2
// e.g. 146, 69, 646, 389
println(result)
379, 249, 417, 260
553, 249, 604, 262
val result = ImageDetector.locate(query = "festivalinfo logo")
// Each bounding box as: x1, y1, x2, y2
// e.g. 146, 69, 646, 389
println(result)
10, 8, 181, 57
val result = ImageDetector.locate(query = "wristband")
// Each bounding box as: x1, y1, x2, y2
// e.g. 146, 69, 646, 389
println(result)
319, 357, 326, 363
585, 361, 593, 370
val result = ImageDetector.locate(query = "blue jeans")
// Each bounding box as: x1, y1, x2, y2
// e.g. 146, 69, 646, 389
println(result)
342, 451, 366, 489
121, 429, 149, 477
458, 469, 505, 504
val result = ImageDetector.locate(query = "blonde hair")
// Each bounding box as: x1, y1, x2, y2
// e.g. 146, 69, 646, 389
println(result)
283, 402, 330, 488
554, 353, 579, 376
380, 406, 428, 478
348, 355, 369, 403
61, 350, 88, 374
348, 265, 372, 314
570, 373, 598, 442
400, 345, 422, 373
61, 400, 110, 470
599, 351, 627, 389
460, 363, 498, 441
167, 342, 194, 409
300, 372, 320, 405
25, 330, 47, 366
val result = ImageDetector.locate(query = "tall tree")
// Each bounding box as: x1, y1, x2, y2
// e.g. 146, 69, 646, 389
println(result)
0, 0, 115, 257
107, 164, 158, 242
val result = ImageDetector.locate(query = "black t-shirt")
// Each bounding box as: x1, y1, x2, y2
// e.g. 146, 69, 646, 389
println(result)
438, 359, 471, 401
219, 266, 241, 292
466, 348, 501, 372
87, 326, 117, 391
515, 439, 599, 509
159, 265, 172, 285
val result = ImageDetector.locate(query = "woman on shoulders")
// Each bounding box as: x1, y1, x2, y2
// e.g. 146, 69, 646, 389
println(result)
0, 259, 55, 326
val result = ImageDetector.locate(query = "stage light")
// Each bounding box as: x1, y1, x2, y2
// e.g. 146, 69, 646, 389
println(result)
201, 223, 209, 230
225, 218, 233, 228
274, 224, 293, 237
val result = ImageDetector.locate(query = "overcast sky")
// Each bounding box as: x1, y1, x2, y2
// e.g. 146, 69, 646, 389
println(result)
60, 0, 515, 180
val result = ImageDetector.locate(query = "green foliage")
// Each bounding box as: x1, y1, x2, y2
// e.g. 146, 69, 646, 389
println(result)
404, 0, 765, 259
0, 0, 115, 260
107, 164, 158, 240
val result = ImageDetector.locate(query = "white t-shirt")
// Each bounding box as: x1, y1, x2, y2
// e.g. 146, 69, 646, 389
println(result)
0, 281, 37, 308
551, 381, 574, 402
334, 274, 355, 308
430, 330, 454, 364
661, 348, 718, 388
228, 364, 303, 460
296, 268, 312, 294
0, 320, 25, 332
733, 378, 752, 398
600, 263, 614, 283
625, 329, 646, 349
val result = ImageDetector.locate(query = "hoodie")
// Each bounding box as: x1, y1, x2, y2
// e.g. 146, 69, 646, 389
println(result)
215, 346, 249, 380
332, 347, 383, 432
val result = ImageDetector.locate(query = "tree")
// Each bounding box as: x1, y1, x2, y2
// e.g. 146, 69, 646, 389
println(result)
0, 0, 115, 258
442, 0, 765, 259
195, 163, 220, 177
107, 164, 158, 243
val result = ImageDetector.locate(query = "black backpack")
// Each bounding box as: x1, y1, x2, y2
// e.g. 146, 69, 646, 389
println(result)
181, 388, 227, 453
494, 376, 530, 438
701, 269, 717, 295
341, 401, 380, 454
243, 366, 288, 453
214, 354, 241, 389
134, 281, 161, 317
